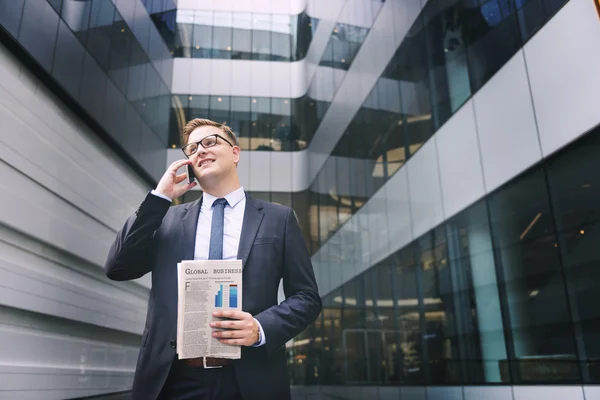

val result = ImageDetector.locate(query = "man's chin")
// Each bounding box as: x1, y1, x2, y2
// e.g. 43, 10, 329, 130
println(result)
197, 170, 219, 185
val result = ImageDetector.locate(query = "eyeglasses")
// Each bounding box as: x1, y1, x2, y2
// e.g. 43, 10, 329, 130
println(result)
182, 134, 234, 157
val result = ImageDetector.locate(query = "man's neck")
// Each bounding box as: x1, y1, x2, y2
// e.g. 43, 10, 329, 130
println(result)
201, 178, 241, 198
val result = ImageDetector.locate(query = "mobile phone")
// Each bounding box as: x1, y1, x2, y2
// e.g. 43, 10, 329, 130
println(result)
186, 164, 197, 184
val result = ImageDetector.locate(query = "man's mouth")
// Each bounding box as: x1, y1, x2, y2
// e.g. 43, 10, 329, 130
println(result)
200, 160, 215, 167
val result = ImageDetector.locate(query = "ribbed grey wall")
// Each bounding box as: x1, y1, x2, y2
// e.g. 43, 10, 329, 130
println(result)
0, 39, 150, 399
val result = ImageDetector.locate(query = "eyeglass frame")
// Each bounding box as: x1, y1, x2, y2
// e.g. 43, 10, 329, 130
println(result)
181, 134, 235, 157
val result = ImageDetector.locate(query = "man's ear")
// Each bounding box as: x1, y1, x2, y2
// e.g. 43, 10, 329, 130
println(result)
232, 146, 241, 165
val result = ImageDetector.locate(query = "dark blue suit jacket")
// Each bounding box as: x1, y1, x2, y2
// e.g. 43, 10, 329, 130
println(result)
104, 193, 321, 400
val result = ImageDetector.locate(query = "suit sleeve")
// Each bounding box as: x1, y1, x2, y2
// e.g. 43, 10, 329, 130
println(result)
104, 192, 171, 281
254, 208, 322, 354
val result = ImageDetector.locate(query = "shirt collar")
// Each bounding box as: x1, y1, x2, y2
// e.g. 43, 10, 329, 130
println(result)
202, 186, 245, 209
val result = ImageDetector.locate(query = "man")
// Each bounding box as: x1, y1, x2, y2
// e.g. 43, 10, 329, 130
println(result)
104, 118, 321, 400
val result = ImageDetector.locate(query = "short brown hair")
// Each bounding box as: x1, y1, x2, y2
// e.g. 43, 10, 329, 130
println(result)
181, 118, 238, 147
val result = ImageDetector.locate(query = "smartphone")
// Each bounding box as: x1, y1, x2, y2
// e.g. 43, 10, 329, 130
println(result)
186, 164, 197, 184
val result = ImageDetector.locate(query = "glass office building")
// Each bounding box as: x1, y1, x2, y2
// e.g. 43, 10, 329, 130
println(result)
1, 0, 600, 399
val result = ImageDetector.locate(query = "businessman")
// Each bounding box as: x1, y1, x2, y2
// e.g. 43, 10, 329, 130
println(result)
104, 118, 321, 400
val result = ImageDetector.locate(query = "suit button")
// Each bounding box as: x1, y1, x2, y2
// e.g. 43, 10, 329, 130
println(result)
170, 340, 176, 349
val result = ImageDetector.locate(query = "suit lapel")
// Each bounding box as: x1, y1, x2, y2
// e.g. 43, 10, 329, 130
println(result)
237, 195, 264, 269
181, 195, 203, 261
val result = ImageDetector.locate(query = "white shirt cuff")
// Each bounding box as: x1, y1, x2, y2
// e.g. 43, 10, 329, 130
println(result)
150, 190, 172, 202
253, 318, 266, 347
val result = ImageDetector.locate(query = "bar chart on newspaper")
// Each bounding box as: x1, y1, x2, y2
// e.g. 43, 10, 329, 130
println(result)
215, 284, 238, 308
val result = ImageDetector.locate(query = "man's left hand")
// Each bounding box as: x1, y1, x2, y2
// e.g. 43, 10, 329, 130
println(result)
211, 310, 259, 346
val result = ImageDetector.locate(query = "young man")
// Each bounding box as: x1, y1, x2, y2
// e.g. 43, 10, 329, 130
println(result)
105, 119, 321, 400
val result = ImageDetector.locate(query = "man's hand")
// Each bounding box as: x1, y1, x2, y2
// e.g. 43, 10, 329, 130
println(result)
211, 310, 259, 347
155, 159, 197, 200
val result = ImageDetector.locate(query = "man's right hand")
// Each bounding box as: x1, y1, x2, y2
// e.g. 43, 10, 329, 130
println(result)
154, 159, 197, 200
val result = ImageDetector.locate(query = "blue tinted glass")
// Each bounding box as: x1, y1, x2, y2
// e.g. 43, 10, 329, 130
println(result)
61, 0, 92, 35
212, 12, 232, 59
78, 52, 107, 121
52, 20, 85, 98
0, 0, 25, 37
252, 13, 271, 60
19, 0, 59, 71
47, 0, 62, 13
86, 0, 115, 69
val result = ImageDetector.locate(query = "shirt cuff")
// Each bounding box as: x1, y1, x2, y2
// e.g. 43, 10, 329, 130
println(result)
253, 318, 266, 347
150, 189, 172, 202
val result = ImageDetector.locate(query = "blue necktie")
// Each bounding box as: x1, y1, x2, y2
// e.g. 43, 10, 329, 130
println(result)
208, 198, 228, 260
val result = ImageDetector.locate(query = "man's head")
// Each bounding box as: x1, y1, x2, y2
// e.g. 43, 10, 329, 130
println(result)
181, 118, 241, 194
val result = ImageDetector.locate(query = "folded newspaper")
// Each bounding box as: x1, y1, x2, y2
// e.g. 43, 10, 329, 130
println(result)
176, 259, 243, 360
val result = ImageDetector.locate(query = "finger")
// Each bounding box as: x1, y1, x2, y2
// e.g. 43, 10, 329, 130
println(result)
211, 320, 243, 329
213, 329, 246, 339
167, 159, 191, 173
213, 310, 246, 320
218, 339, 244, 346
174, 173, 187, 183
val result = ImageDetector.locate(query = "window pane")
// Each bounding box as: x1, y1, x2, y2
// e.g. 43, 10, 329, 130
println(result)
271, 98, 292, 150
0, 0, 25, 37
422, 2, 470, 129
61, 0, 92, 41
169, 94, 189, 147
445, 200, 507, 383
19, 0, 59, 71
393, 245, 423, 384
232, 12, 252, 60
464, 0, 521, 92
252, 13, 271, 60
108, 12, 131, 92
386, 16, 434, 156
209, 95, 230, 125
188, 95, 209, 121
192, 11, 213, 58
291, 95, 317, 150
47, 0, 62, 13
418, 227, 463, 384
292, 12, 313, 61
212, 12, 232, 59
230, 97, 251, 149
52, 20, 85, 99
79, 53, 107, 122
488, 167, 578, 383
547, 125, 600, 382
250, 97, 272, 150
86, 0, 115, 70
174, 9, 193, 57
271, 14, 291, 61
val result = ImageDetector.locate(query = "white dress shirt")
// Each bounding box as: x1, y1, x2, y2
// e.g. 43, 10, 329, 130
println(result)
193, 188, 246, 261
150, 188, 266, 346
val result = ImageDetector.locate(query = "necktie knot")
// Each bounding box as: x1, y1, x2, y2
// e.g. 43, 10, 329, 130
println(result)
212, 198, 228, 208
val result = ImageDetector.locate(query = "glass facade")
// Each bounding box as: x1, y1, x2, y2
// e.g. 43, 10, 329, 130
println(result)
151, 9, 316, 62
169, 95, 323, 151
289, 123, 600, 386
0, 0, 173, 181
319, 23, 370, 70
311, 0, 569, 252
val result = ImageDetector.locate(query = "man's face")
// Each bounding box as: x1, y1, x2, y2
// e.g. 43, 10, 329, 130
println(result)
187, 126, 239, 183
